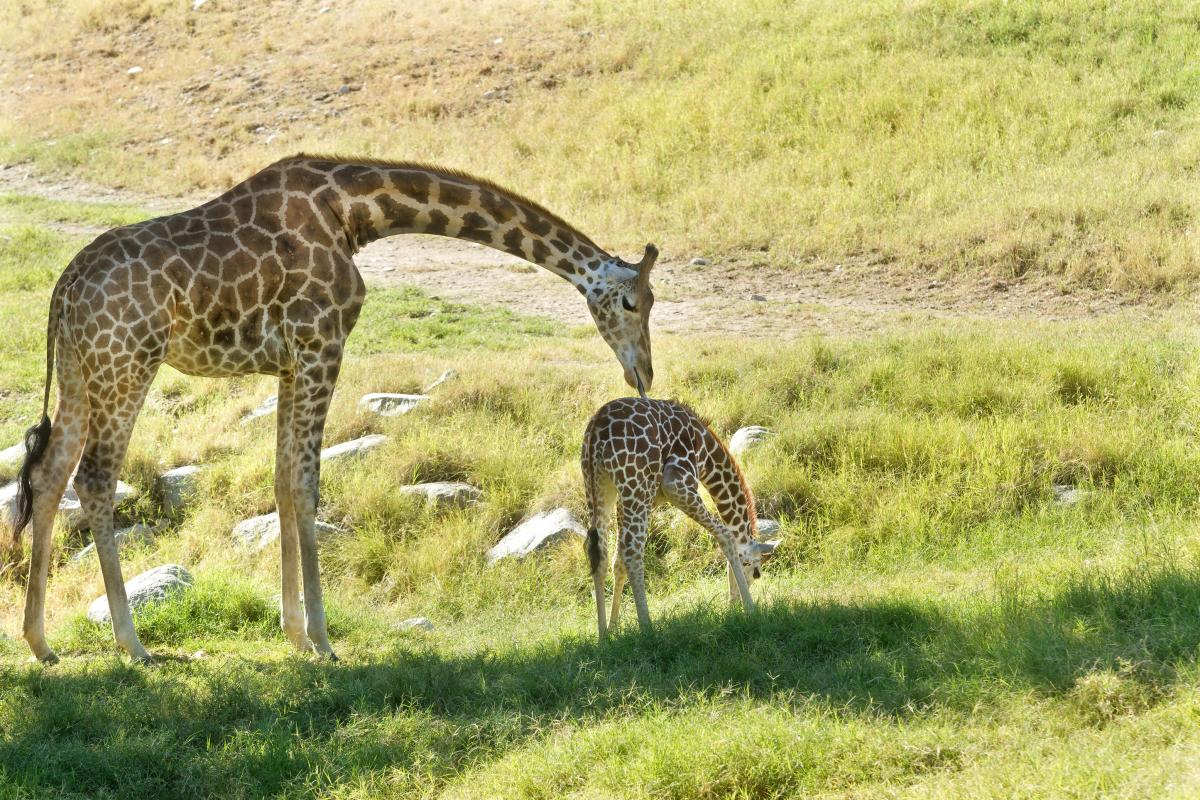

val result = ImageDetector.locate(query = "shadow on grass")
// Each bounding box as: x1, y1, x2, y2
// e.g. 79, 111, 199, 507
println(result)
3, 561, 1200, 797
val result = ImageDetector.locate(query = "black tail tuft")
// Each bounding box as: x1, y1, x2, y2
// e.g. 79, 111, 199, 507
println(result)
585, 526, 603, 576
12, 415, 52, 546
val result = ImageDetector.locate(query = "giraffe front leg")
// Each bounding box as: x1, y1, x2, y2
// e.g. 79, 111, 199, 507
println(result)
273, 373, 311, 653
722, 540, 756, 613
290, 358, 340, 661
662, 464, 755, 613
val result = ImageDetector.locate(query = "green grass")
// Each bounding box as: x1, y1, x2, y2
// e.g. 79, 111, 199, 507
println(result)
0, 194, 153, 230
3, 0, 1200, 289
6, 198, 1200, 797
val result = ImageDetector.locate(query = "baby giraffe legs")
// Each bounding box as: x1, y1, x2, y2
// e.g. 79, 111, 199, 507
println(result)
617, 492, 654, 633
662, 463, 756, 612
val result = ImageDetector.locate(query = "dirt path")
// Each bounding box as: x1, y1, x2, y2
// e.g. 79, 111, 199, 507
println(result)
1, 162, 1169, 338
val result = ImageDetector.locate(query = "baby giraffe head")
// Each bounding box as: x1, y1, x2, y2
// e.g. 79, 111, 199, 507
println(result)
585, 244, 657, 396
736, 535, 782, 583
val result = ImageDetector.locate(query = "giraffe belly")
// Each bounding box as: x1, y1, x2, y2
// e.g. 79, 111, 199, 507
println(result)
163, 325, 291, 377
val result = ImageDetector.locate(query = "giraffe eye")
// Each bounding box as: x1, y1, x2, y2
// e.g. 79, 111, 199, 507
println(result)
621, 295, 637, 313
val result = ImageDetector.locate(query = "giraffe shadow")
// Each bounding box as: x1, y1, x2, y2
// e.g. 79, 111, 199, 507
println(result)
3, 564, 1200, 796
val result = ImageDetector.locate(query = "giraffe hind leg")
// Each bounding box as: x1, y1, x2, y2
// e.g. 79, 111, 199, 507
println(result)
74, 366, 156, 663
21, 334, 88, 664
609, 554, 626, 633
616, 492, 653, 634
586, 476, 615, 642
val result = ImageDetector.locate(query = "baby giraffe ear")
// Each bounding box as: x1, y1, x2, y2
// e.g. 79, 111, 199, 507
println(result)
755, 538, 782, 561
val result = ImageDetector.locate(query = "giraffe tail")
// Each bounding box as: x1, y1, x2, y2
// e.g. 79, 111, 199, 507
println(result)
11, 278, 64, 547
582, 415, 604, 577
585, 525, 603, 576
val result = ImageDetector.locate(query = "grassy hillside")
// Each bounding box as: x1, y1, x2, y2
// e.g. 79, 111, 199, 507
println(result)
2, 1, 1200, 289
5, 195, 1200, 797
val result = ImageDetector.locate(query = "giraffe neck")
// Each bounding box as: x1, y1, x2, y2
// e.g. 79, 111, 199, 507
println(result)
698, 424, 757, 543
286, 157, 617, 294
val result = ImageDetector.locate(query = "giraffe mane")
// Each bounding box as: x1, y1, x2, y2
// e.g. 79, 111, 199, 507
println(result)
678, 402, 759, 537
279, 153, 604, 252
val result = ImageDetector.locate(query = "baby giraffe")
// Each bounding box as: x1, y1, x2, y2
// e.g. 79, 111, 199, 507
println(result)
582, 397, 781, 640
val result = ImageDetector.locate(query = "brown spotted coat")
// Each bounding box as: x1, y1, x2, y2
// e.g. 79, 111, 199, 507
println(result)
12, 155, 658, 664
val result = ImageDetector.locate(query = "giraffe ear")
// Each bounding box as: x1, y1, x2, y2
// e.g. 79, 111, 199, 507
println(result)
635, 244, 658, 290
755, 538, 782, 561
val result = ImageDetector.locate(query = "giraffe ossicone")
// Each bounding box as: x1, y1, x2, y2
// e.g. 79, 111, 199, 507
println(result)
581, 397, 783, 641
9, 155, 658, 664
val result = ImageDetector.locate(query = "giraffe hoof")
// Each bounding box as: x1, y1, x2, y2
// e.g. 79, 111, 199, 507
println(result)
309, 644, 339, 662
32, 651, 60, 666
286, 634, 314, 652
132, 653, 156, 666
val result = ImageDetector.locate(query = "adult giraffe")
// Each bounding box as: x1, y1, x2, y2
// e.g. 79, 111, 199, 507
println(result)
11, 155, 658, 663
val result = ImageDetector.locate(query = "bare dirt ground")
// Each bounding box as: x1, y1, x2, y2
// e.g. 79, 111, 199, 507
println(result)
0, 161, 1169, 339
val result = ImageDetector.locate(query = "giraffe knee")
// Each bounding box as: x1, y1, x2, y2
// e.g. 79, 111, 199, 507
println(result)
71, 459, 111, 506
288, 482, 318, 518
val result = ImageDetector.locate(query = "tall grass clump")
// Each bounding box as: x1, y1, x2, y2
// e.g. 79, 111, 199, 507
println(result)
4, 1, 1200, 288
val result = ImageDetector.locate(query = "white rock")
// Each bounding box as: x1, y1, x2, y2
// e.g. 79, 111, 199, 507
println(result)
424, 369, 457, 392
690, 257, 711, 266
487, 507, 585, 564
728, 426, 775, 456
72, 522, 162, 563
400, 481, 481, 510
240, 394, 278, 425
358, 393, 430, 417
395, 616, 434, 631
1053, 484, 1083, 506
0, 441, 26, 471
61, 480, 138, 530
126, 66, 143, 76
756, 518, 781, 537
191, 0, 208, 9
87, 564, 193, 624
157, 464, 204, 514
232, 512, 344, 550
321, 434, 387, 462
1, 479, 137, 531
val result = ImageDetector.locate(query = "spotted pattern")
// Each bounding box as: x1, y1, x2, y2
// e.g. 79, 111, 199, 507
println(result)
17, 155, 658, 665
581, 398, 779, 640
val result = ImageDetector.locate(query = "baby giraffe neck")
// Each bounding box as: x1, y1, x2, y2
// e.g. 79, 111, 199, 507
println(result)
698, 425, 756, 543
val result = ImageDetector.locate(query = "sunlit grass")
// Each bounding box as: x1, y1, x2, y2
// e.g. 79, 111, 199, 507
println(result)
3, 1, 1200, 289
5, 165, 1200, 797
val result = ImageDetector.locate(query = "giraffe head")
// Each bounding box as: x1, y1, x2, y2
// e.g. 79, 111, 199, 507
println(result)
736, 536, 782, 582
585, 244, 657, 396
